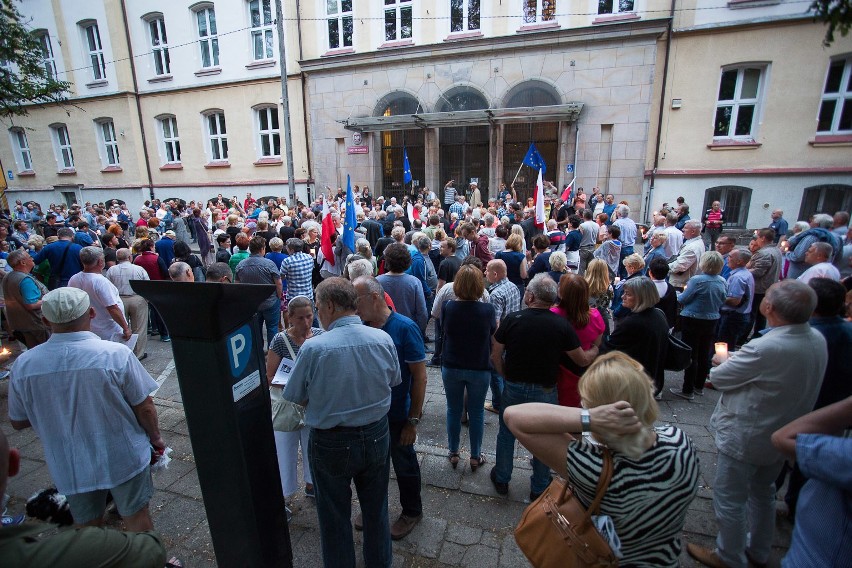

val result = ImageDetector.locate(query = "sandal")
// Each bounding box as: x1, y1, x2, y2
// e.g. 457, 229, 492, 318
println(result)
469, 455, 486, 472
448, 451, 460, 469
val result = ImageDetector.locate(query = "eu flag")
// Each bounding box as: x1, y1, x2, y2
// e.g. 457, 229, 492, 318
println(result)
342, 175, 356, 253
521, 142, 547, 175
403, 148, 412, 184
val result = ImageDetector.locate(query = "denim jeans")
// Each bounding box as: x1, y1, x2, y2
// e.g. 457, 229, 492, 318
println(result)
388, 419, 422, 518
431, 318, 443, 364
442, 367, 490, 459
257, 298, 281, 348
489, 370, 503, 410
714, 453, 782, 568
494, 381, 558, 495
717, 311, 749, 349
309, 418, 392, 568
680, 316, 718, 394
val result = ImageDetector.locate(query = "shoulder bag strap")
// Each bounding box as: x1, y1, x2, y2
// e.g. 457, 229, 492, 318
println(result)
584, 449, 613, 521
281, 331, 297, 360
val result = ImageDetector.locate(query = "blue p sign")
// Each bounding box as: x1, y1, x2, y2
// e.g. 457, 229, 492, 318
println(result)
227, 324, 252, 377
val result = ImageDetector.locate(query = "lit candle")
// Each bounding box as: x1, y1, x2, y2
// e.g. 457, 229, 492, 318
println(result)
715, 342, 729, 362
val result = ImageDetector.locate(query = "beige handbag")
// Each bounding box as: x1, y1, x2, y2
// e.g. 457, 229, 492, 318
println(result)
269, 333, 305, 432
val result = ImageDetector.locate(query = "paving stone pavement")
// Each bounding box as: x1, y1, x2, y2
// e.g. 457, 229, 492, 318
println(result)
0, 330, 794, 567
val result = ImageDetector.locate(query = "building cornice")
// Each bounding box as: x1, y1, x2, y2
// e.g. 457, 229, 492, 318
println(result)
299, 18, 671, 74
646, 166, 852, 176
673, 13, 814, 35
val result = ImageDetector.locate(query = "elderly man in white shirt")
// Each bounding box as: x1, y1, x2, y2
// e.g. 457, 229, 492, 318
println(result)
668, 219, 705, 290
106, 248, 151, 360
68, 246, 131, 342
797, 241, 841, 284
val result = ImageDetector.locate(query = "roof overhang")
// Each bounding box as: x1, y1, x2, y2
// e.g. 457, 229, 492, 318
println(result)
341, 103, 584, 132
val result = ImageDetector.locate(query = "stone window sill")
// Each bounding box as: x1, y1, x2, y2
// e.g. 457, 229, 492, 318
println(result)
57, 168, 77, 175
159, 163, 183, 170
85, 79, 108, 89
17, 170, 36, 177
100, 165, 123, 173
148, 74, 173, 84
378, 39, 414, 50
204, 161, 231, 168
443, 31, 483, 42
809, 134, 852, 147
322, 47, 355, 57
517, 22, 560, 33
593, 13, 641, 24
728, 0, 781, 8
194, 67, 222, 77
245, 59, 276, 70
707, 139, 762, 150
253, 158, 282, 166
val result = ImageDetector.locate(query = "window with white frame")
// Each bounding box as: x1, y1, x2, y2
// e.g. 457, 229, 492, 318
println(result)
256, 106, 280, 158
194, 6, 220, 68
96, 119, 120, 167
384, 0, 412, 42
51, 124, 75, 169
523, 0, 556, 23
713, 66, 765, 139
9, 128, 33, 172
327, 0, 353, 49
450, 0, 480, 32
817, 56, 852, 134
81, 22, 107, 81
598, 0, 633, 15
159, 116, 181, 164
205, 111, 228, 161
249, 0, 274, 60
34, 31, 57, 80
147, 16, 171, 76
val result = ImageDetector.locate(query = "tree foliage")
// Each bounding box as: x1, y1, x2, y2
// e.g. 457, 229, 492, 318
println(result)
812, 0, 852, 45
0, 0, 71, 120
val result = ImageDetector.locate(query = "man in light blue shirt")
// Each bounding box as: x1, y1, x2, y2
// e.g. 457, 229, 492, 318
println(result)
718, 249, 754, 349
284, 278, 401, 568
612, 204, 637, 278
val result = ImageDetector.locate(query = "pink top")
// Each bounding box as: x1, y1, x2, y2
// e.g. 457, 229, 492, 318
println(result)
550, 306, 606, 349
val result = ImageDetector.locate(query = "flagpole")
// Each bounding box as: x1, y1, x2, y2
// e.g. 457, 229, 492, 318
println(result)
511, 162, 524, 185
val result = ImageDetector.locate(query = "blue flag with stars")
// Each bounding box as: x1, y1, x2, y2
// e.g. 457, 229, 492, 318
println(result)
403, 148, 412, 184
342, 174, 356, 253
522, 142, 547, 175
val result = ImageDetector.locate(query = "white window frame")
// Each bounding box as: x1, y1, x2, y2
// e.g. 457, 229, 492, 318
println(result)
194, 6, 220, 68
255, 106, 280, 158
204, 110, 229, 162
817, 56, 852, 135
384, 0, 413, 42
326, 0, 353, 50
158, 116, 182, 164
713, 65, 767, 140
597, 0, 634, 16
147, 15, 171, 76
81, 21, 107, 81
249, 0, 274, 60
523, 0, 556, 23
51, 124, 75, 170
9, 128, 33, 172
450, 0, 480, 33
34, 31, 58, 80
95, 119, 120, 167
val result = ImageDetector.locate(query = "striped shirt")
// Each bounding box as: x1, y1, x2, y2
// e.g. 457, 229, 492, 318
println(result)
279, 252, 314, 302
567, 426, 699, 567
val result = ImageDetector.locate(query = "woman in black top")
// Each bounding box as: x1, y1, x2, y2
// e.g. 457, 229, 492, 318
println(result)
441, 265, 496, 471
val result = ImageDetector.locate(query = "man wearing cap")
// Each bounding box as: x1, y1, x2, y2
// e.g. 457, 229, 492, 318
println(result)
8, 288, 165, 531
69, 247, 132, 341
155, 230, 177, 266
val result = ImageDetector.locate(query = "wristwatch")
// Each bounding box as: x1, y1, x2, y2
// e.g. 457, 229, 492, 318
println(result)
580, 409, 591, 433
407, 417, 420, 427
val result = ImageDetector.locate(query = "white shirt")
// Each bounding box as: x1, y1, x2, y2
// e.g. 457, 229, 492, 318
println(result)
68, 271, 125, 340
579, 220, 600, 247
797, 262, 841, 284
8, 331, 158, 494
663, 226, 684, 258
106, 261, 151, 295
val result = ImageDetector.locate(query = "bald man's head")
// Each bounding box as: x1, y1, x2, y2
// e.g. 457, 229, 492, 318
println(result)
485, 259, 507, 284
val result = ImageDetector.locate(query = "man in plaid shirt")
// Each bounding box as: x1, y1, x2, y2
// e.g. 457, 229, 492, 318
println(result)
280, 238, 315, 303
484, 259, 522, 414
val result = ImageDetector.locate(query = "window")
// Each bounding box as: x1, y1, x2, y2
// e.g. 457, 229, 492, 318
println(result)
327, 0, 353, 49
148, 16, 171, 76
205, 111, 229, 161
249, 0, 274, 60
376, 93, 424, 199
702, 186, 752, 229
9, 128, 33, 172
51, 124, 75, 169
159, 116, 181, 164
799, 184, 852, 221
195, 6, 219, 68
714, 66, 764, 139
82, 22, 106, 81
384, 0, 412, 42
96, 119, 120, 167
256, 107, 280, 157
523, 0, 556, 23
598, 0, 634, 15
34, 31, 57, 80
450, 0, 480, 32
817, 57, 852, 134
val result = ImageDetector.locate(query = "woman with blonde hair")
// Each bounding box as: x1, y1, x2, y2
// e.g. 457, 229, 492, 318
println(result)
546, 251, 569, 285
496, 233, 528, 295
505, 352, 699, 567
585, 258, 614, 335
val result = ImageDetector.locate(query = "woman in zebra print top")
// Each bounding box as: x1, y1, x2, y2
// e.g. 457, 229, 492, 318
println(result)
505, 352, 700, 567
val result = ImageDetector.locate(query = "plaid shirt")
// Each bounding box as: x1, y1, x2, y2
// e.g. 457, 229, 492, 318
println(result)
280, 252, 314, 302
449, 201, 467, 218
488, 277, 522, 323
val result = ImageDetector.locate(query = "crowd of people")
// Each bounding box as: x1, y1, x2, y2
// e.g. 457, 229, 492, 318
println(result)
1, 187, 850, 568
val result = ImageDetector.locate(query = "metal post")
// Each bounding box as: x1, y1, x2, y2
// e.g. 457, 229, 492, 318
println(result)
275, 0, 297, 205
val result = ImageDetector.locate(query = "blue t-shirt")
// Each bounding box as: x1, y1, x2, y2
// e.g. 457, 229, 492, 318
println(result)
19, 276, 42, 304
381, 311, 426, 421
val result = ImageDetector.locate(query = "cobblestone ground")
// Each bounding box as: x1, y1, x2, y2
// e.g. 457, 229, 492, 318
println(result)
0, 326, 793, 567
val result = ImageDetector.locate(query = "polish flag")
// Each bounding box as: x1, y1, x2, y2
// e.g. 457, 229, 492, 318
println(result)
321, 197, 336, 265
533, 169, 545, 229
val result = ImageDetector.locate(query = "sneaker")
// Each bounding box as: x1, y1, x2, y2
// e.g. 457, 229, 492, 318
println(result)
653, 390, 663, 400
161, 336, 171, 343
686, 543, 730, 568
390, 513, 422, 540
426, 359, 441, 368
285, 506, 292, 523
490, 466, 508, 495
694, 389, 704, 396
1, 514, 25, 527
669, 388, 694, 401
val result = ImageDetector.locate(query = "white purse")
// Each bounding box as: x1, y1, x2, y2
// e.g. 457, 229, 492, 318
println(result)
270, 334, 305, 432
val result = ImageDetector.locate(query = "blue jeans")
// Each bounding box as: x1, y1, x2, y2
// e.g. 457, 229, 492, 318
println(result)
489, 370, 503, 410
388, 419, 422, 517
441, 367, 490, 459
309, 418, 392, 568
494, 381, 559, 495
257, 298, 281, 348
717, 311, 750, 349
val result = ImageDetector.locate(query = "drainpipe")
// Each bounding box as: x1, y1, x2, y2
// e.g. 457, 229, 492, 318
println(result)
646, 0, 676, 223
296, 0, 313, 188
119, 0, 155, 201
